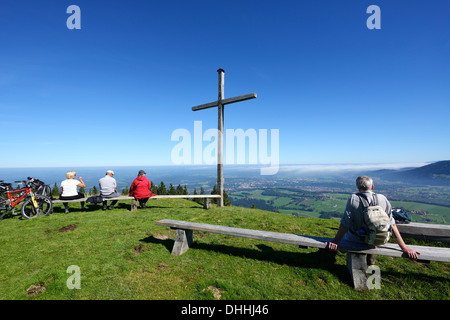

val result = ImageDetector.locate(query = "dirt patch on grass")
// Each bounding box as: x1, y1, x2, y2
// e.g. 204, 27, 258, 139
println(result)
134, 243, 152, 255
203, 285, 223, 300
25, 282, 47, 296
58, 224, 77, 232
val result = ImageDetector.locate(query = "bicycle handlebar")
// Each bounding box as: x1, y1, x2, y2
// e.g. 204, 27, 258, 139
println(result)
8, 178, 45, 187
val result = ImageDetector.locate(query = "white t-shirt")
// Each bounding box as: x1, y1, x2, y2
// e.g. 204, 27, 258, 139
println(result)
61, 179, 81, 197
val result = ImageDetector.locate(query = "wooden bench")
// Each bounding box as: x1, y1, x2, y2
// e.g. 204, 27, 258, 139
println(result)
396, 222, 450, 242
52, 195, 221, 211
155, 219, 450, 290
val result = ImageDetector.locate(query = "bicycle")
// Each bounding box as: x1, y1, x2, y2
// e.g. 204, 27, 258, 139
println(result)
0, 177, 53, 219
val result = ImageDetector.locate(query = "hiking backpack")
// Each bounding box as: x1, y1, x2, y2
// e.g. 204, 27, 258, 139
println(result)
357, 193, 392, 246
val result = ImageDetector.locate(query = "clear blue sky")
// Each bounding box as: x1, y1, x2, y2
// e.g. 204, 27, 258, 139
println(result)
1, 0, 449, 168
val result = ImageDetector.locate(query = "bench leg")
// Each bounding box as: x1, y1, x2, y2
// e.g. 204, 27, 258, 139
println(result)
203, 198, 211, 210
131, 199, 137, 212
171, 229, 193, 256
346, 252, 369, 291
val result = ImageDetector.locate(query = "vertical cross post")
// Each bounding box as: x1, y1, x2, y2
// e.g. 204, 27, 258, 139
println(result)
192, 69, 257, 207
217, 69, 225, 207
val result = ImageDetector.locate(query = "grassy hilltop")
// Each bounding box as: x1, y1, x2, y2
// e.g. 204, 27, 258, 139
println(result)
0, 198, 449, 300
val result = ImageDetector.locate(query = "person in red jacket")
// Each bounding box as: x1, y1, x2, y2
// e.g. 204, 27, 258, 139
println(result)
129, 170, 155, 208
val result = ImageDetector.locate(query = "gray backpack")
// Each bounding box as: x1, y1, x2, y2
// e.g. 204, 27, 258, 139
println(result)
358, 193, 391, 246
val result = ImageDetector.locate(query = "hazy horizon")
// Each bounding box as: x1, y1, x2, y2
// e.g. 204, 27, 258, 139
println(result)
0, 161, 435, 189
0, 161, 435, 170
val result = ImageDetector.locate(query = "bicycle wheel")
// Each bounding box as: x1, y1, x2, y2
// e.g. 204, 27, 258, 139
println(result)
21, 195, 53, 219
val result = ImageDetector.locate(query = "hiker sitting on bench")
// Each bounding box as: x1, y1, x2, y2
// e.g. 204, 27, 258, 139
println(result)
129, 170, 155, 209
326, 176, 420, 264
99, 170, 120, 210
59, 170, 86, 214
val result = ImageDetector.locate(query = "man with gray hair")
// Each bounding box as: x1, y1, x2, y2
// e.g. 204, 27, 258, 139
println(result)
326, 176, 420, 263
99, 170, 121, 210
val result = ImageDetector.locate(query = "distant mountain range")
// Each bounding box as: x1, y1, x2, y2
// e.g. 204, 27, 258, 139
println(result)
373, 160, 450, 186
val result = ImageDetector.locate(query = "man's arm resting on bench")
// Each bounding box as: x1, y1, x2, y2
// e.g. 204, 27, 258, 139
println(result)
391, 224, 420, 260
325, 224, 348, 251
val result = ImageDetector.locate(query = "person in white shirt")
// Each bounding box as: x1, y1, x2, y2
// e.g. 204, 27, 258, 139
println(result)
60, 170, 86, 213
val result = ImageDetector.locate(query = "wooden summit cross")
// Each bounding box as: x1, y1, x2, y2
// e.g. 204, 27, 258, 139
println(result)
192, 69, 257, 207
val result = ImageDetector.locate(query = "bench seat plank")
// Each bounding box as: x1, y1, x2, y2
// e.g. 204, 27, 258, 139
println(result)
152, 195, 221, 199
396, 222, 450, 242
156, 219, 329, 247
52, 198, 89, 203
155, 219, 450, 263
52, 194, 220, 203
52, 194, 221, 204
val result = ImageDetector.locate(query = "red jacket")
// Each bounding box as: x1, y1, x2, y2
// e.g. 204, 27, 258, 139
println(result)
129, 176, 155, 199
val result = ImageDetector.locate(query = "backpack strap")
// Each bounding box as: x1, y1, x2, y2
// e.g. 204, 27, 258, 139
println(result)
356, 193, 370, 208
372, 193, 378, 206
357, 192, 378, 207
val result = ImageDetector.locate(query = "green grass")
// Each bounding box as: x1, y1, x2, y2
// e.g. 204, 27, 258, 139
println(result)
1, 199, 449, 300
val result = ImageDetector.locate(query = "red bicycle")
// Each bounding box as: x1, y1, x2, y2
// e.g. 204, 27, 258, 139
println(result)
0, 177, 53, 219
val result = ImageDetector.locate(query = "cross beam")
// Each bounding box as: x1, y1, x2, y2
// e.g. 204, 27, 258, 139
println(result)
192, 93, 257, 111
192, 69, 257, 207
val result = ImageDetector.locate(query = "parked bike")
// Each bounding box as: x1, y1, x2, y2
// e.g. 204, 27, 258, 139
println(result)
0, 177, 53, 219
